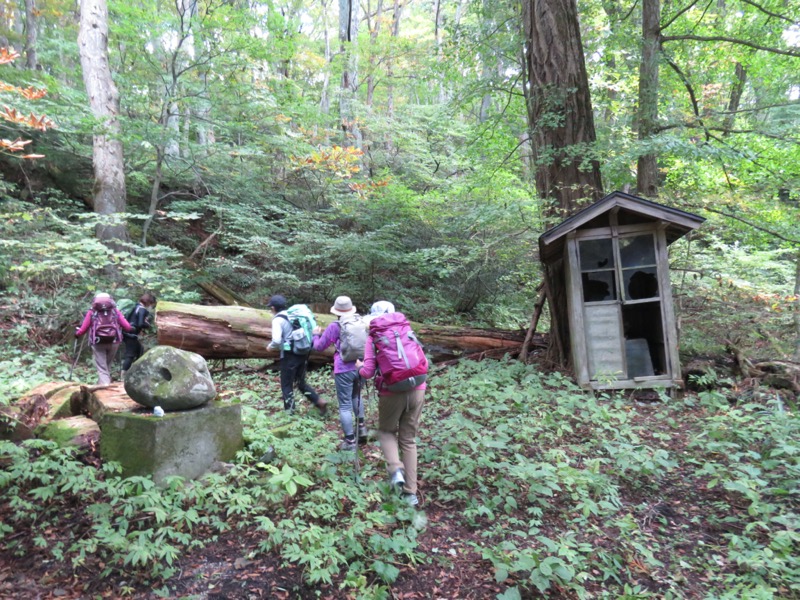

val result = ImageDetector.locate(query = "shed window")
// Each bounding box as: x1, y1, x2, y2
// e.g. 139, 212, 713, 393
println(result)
619, 234, 659, 301
579, 239, 617, 302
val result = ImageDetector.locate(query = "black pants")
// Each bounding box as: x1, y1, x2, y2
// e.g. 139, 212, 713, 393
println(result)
122, 335, 144, 371
279, 352, 320, 411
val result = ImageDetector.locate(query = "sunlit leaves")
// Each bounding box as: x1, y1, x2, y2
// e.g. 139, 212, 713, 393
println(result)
290, 145, 363, 178
0, 47, 54, 158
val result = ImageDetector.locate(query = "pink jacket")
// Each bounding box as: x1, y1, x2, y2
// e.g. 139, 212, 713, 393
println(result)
75, 308, 133, 344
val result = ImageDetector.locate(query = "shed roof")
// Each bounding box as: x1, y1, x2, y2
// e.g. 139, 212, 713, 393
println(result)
538, 191, 705, 264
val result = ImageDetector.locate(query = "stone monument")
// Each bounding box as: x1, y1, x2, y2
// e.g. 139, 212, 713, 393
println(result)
100, 346, 243, 484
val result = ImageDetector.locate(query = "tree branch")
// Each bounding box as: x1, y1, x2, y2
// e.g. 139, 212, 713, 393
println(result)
662, 34, 800, 58
739, 0, 797, 24
663, 55, 707, 139
698, 205, 800, 245
659, 0, 700, 32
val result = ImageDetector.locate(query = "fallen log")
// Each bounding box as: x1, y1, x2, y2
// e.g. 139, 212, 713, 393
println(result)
38, 416, 100, 453
155, 301, 526, 362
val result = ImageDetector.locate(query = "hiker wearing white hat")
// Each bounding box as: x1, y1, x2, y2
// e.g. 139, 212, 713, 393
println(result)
312, 296, 367, 450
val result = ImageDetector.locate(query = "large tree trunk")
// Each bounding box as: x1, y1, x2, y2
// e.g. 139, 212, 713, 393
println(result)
522, 0, 602, 367
155, 302, 526, 362
636, 0, 660, 197
522, 0, 603, 217
78, 0, 128, 244
794, 248, 800, 361
320, 0, 332, 114
339, 0, 362, 147
365, 0, 384, 108
24, 0, 37, 70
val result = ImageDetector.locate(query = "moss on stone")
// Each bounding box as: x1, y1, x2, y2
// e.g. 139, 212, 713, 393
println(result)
100, 402, 243, 484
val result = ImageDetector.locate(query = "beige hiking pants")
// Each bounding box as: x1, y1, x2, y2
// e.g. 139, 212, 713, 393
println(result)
376, 388, 425, 495
92, 342, 120, 385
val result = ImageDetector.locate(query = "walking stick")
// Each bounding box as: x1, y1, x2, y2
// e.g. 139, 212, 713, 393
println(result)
69, 335, 86, 381
352, 375, 363, 481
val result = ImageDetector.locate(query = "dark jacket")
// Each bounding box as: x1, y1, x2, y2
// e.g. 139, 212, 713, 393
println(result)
124, 304, 152, 337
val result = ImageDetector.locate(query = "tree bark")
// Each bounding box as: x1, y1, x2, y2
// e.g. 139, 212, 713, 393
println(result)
636, 0, 661, 197
722, 62, 747, 136
522, 0, 603, 217
155, 302, 526, 362
522, 0, 602, 367
794, 248, 800, 361
24, 0, 37, 70
339, 0, 362, 147
319, 0, 332, 114
386, 0, 403, 122
365, 0, 384, 108
78, 0, 128, 244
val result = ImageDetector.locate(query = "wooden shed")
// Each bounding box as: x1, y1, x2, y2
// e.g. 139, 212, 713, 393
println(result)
538, 191, 705, 390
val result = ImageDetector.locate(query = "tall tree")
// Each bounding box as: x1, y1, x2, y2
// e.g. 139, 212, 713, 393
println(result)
522, 0, 603, 367
522, 0, 603, 217
78, 0, 128, 244
24, 0, 37, 70
339, 0, 362, 147
636, 0, 660, 197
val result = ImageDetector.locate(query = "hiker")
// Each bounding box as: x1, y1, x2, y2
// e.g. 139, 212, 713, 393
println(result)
74, 292, 134, 385
266, 294, 327, 415
121, 292, 157, 378
312, 296, 367, 451
357, 301, 428, 506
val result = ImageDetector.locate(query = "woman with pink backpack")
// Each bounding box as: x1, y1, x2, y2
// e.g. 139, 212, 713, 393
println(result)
75, 292, 133, 385
357, 301, 428, 507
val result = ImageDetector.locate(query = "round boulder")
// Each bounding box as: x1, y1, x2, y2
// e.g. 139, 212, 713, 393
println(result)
124, 346, 216, 411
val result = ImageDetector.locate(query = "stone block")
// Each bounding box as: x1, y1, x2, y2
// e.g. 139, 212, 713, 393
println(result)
100, 401, 243, 484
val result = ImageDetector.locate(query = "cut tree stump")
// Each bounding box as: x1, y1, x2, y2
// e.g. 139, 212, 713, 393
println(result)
155, 301, 526, 362
0, 384, 84, 438
82, 383, 143, 420
3, 382, 144, 449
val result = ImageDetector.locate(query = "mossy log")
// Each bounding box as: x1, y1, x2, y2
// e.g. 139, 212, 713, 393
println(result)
155, 301, 526, 362
38, 416, 100, 452
2, 383, 85, 441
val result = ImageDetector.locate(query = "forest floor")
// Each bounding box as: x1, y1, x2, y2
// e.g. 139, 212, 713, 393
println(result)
1, 350, 797, 600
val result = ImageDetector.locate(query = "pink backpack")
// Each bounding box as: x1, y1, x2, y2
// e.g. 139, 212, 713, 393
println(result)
90, 298, 122, 344
369, 313, 428, 392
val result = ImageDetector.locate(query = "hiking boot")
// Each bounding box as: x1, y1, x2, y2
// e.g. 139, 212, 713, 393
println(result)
339, 437, 357, 451
403, 493, 419, 507
390, 468, 406, 492
316, 398, 328, 416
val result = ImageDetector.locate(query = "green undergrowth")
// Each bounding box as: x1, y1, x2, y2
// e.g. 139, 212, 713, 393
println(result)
0, 360, 798, 599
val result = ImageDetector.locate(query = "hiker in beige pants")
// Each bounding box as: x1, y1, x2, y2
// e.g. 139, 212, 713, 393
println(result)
357, 300, 427, 506
376, 388, 425, 500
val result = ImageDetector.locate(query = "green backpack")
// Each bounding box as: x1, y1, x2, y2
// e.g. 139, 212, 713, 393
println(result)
116, 298, 136, 320
278, 304, 316, 355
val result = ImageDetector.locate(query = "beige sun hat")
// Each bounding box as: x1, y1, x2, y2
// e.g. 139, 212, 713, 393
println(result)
330, 296, 357, 316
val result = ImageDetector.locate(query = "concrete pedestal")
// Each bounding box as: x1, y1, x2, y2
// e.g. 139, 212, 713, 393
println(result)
100, 402, 243, 484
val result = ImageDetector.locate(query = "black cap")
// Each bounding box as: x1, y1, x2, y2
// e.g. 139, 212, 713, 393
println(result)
266, 294, 287, 310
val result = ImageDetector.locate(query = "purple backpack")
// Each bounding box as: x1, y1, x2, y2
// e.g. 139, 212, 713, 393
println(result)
90, 299, 122, 344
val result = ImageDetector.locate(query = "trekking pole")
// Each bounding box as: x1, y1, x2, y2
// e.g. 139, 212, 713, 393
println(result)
69, 335, 86, 381
352, 376, 364, 481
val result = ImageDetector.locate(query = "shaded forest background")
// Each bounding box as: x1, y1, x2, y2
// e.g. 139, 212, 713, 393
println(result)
0, 0, 798, 376
0, 2, 800, 599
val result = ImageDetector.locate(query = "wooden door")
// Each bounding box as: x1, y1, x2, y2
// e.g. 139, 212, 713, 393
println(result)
578, 231, 667, 382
